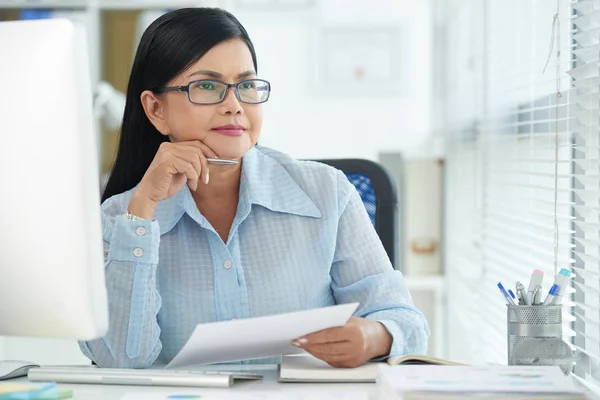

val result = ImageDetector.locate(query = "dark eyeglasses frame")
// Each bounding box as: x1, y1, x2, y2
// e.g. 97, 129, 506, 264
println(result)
154, 78, 271, 105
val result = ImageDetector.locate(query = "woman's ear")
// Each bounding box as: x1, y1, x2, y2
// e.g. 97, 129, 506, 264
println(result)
140, 90, 170, 135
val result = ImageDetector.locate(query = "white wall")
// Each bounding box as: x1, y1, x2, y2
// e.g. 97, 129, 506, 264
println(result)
233, 0, 432, 160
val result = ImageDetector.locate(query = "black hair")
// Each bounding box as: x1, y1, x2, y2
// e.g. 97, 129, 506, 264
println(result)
101, 7, 257, 202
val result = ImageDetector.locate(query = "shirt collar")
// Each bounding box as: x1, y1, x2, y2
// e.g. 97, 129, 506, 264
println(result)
152, 146, 321, 235
239, 147, 321, 219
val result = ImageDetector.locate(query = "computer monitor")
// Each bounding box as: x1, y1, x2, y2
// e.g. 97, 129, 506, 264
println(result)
0, 19, 108, 340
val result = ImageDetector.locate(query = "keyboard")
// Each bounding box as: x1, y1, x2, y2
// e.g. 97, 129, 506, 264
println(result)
27, 366, 263, 388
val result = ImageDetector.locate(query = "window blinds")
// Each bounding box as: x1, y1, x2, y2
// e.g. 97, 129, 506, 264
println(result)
570, 0, 600, 390
441, 0, 598, 376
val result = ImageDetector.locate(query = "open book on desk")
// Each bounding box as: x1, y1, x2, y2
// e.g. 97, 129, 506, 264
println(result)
278, 354, 464, 383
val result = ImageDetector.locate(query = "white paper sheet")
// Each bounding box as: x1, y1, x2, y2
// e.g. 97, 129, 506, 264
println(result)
165, 303, 359, 369
378, 365, 585, 395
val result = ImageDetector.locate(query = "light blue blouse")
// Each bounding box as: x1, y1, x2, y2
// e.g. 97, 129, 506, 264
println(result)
80, 146, 429, 368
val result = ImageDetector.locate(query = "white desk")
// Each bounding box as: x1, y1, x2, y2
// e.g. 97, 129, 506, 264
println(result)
14, 364, 598, 400
17, 365, 379, 400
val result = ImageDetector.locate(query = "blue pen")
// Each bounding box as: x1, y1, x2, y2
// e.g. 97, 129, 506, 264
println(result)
498, 282, 516, 305
508, 289, 516, 300
543, 284, 560, 306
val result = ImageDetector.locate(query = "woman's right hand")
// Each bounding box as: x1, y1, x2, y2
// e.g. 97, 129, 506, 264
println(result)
127, 141, 218, 219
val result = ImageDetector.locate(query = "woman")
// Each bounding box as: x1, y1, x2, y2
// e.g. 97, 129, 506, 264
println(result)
81, 7, 429, 369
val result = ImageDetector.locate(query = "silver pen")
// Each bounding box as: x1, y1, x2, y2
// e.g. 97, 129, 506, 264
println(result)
206, 158, 239, 165
516, 281, 529, 305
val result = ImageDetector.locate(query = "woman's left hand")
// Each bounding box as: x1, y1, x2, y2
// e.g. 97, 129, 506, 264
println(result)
291, 317, 393, 368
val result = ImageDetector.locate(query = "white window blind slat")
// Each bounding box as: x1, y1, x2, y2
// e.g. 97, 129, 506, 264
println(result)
573, 344, 600, 363
575, 303, 600, 316
572, 0, 600, 14
572, 79, 600, 94
572, 10, 600, 30
573, 159, 600, 169
573, 238, 600, 250
573, 175, 600, 186
573, 28, 600, 46
573, 253, 600, 264
574, 281, 600, 298
573, 45, 600, 63
574, 313, 600, 332
574, 93, 600, 109
573, 219, 600, 231
568, 62, 600, 80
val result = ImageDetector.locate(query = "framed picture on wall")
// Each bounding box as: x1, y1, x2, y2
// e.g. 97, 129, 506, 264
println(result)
314, 27, 405, 97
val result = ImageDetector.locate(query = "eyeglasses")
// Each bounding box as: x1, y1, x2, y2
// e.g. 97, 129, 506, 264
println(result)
155, 78, 271, 105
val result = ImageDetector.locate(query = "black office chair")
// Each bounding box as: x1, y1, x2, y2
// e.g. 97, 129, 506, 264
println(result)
313, 159, 399, 270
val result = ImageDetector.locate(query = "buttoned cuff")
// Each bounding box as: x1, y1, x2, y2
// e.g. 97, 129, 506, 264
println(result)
108, 215, 160, 264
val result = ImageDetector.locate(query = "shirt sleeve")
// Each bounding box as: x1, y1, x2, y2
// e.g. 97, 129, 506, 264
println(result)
78, 211, 163, 368
330, 172, 430, 357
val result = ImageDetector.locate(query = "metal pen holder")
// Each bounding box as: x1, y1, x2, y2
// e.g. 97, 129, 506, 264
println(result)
507, 304, 562, 365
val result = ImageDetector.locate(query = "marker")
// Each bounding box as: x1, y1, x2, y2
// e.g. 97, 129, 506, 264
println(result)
551, 268, 571, 305
498, 282, 516, 305
543, 284, 560, 306
527, 270, 544, 305
508, 289, 516, 301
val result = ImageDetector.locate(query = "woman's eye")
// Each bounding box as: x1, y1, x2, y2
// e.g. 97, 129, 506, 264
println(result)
197, 82, 215, 90
240, 82, 255, 90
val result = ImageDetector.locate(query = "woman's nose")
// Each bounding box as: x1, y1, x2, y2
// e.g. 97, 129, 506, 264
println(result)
219, 87, 243, 114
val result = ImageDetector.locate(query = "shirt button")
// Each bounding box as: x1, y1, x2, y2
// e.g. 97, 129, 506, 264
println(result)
133, 247, 144, 257
135, 227, 146, 236
223, 260, 233, 270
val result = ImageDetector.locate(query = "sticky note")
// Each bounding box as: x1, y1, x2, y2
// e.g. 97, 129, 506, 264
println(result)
0, 383, 56, 399
6, 389, 73, 400
0, 385, 37, 395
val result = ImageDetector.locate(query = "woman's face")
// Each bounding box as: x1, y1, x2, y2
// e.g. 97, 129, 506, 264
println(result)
143, 38, 263, 160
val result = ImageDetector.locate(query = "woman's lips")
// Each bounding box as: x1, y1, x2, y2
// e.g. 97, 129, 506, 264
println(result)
212, 125, 246, 137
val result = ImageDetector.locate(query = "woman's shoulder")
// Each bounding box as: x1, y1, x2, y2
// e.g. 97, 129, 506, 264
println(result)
256, 147, 355, 209
257, 146, 347, 186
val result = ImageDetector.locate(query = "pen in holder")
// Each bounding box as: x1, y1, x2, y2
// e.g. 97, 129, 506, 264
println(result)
507, 304, 573, 374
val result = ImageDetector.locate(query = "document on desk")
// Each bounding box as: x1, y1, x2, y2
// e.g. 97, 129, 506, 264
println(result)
377, 365, 586, 399
166, 303, 359, 369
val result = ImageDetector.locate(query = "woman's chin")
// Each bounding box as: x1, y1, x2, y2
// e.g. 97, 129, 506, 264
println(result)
211, 148, 248, 160
209, 140, 253, 160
